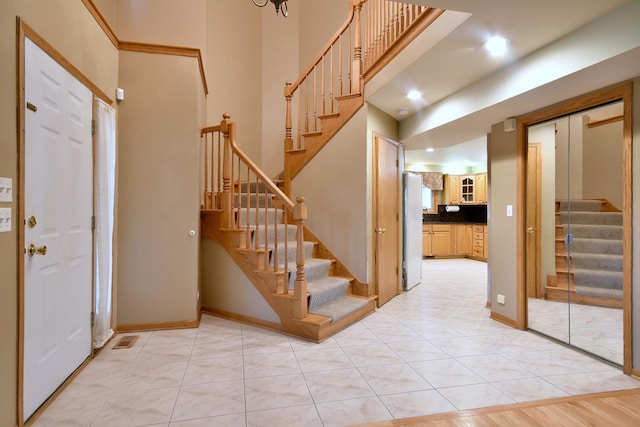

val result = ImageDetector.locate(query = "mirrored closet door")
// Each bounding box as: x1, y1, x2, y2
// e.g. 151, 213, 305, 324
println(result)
526, 101, 624, 366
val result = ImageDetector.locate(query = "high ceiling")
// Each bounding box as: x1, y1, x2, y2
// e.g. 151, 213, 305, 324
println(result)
364, 0, 634, 167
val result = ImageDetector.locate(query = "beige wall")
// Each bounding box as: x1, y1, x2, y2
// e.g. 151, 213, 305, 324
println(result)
298, 0, 347, 72
261, 1, 300, 177
528, 123, 556, 291
116, 51, 200, 325
292, 107, 369, 281
113, 0, 208, 64
487, 123, 518, 320
583, 120, 624, 209
367, 104, 400, 284
200, 238, 279, 323
0, 1, 119, 424
206, 0, 262, 162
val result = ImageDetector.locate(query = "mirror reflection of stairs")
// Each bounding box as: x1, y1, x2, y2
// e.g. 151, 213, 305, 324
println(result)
553, 199, 623, 305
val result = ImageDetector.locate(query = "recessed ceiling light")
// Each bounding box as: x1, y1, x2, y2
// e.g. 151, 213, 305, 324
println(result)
484, 35, 509, 56
426, 147, 434, 152
407, 90, 422, 100
397, 109, 409, 116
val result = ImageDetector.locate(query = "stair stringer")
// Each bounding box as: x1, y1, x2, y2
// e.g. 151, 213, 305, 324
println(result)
201, 210, 376, 342
286, 91, 364, 182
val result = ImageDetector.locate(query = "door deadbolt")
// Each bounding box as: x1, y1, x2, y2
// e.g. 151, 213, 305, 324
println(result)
28, 216, 37, 228
27, 244, 47, 257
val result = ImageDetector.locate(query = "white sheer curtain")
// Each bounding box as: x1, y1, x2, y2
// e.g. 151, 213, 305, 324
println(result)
93, 98, 116, 349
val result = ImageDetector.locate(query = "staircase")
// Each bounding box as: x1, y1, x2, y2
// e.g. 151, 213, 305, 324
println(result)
198, 1, 446, 341
546, 199, 623, 308
200, 115, 376, 342
281, 0, 443, 194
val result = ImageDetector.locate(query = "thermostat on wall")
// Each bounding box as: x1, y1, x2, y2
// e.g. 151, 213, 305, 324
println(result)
116, 87, 125, 101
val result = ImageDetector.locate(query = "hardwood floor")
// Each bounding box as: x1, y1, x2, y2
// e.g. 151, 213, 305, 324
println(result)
356, 388, 640, 426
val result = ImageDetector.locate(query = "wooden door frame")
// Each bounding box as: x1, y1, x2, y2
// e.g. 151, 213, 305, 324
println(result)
372, 132, 403, 305
526, 143, 542, 298
16, 19, 112, 426
516, 81, 633, 374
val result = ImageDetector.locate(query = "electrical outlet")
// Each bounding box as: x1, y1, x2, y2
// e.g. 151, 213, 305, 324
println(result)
0, 208, 11, 232
497, 294, 506, 305
0, 177, 12, 202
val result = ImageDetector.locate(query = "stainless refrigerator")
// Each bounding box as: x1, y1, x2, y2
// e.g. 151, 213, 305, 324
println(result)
403, 172, 423, 290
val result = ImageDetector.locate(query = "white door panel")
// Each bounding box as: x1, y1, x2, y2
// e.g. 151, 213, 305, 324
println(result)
24, 38, 93, 420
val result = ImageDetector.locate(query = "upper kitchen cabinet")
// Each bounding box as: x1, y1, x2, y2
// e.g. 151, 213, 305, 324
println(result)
445, 173, 487, 205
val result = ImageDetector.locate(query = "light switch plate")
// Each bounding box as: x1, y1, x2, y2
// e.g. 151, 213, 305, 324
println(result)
0, 177, 12, 202
0, 208, 11, 232
506, 204, 513, 217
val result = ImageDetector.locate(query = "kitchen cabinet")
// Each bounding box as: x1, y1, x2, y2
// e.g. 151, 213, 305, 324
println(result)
422, 224, 453, 256
446, 175, 461, 204
422, 224, 432, 257
465, 224, 488, 261
475, 173, 487, 204
445, 173, 487, 205
455, 224, 473, 255
432, 224, 452, 256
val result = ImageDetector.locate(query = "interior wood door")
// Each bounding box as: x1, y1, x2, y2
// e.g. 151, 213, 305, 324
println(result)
374, 135, 401, 306
526, 143, 542, 298
23, 38, 93, 420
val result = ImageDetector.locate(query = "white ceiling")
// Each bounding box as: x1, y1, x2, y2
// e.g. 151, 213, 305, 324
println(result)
364, 0, 634, 167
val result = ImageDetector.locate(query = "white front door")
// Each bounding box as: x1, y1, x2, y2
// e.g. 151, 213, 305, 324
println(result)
23, 38, 93, 420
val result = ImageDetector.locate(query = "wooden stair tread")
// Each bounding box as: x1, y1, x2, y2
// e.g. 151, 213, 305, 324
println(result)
318, 112, 340, 120
301, 130, 322, 138
335, 92, 361, 101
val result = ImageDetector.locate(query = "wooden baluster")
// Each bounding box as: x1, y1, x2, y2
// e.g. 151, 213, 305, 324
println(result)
338, 34, 343, 96
304, 77, 309, 135
253, 172, 259, 250
293, 196, 308, 319
235, 154, 242, 229
321, 57, 326, 116
268, 188, 274, 272
329, 44, 334, 114
283, 212, 289, 287
220, 114, 232, 229
352, 0, 363, 94
312, 66, 317, 132
284, 81, 293, 152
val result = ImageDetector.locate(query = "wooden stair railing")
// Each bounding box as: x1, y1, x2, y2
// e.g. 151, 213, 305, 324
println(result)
200, 114, 376, 341
201, 113, 309, 320
282, 0, 444, 194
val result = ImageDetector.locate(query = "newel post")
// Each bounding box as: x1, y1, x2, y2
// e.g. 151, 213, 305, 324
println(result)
351, 0, 364, 94
283, 82, 293, 197
293, 196, 308, 320
220, 113, 233, 229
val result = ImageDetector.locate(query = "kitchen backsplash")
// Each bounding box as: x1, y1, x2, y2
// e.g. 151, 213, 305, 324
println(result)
423, 204, 487, 224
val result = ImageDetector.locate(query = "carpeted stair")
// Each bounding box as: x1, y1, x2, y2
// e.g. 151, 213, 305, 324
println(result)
557, 200, 623, 299
238, 182, 369, 322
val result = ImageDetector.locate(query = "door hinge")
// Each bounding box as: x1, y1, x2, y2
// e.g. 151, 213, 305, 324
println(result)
90, 311, 95, 328
91, 119, 96, 135
396, 159, 399, 167
91, 216, 96, 231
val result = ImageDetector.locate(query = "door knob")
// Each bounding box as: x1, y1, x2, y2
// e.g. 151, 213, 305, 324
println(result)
527, 227, 536, 234
27, 243, 47, 257
375, 227, 387, 234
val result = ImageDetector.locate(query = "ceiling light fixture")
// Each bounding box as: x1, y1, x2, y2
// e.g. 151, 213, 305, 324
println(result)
426, 148, 434, 152
484, 35, 509, 56
252, 0, 288, 17
407, 90, 422, 100
397, 109, 409, 116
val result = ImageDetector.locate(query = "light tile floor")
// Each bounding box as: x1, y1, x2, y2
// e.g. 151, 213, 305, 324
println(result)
528, 297, 623, 365
34, 259, 639, 427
